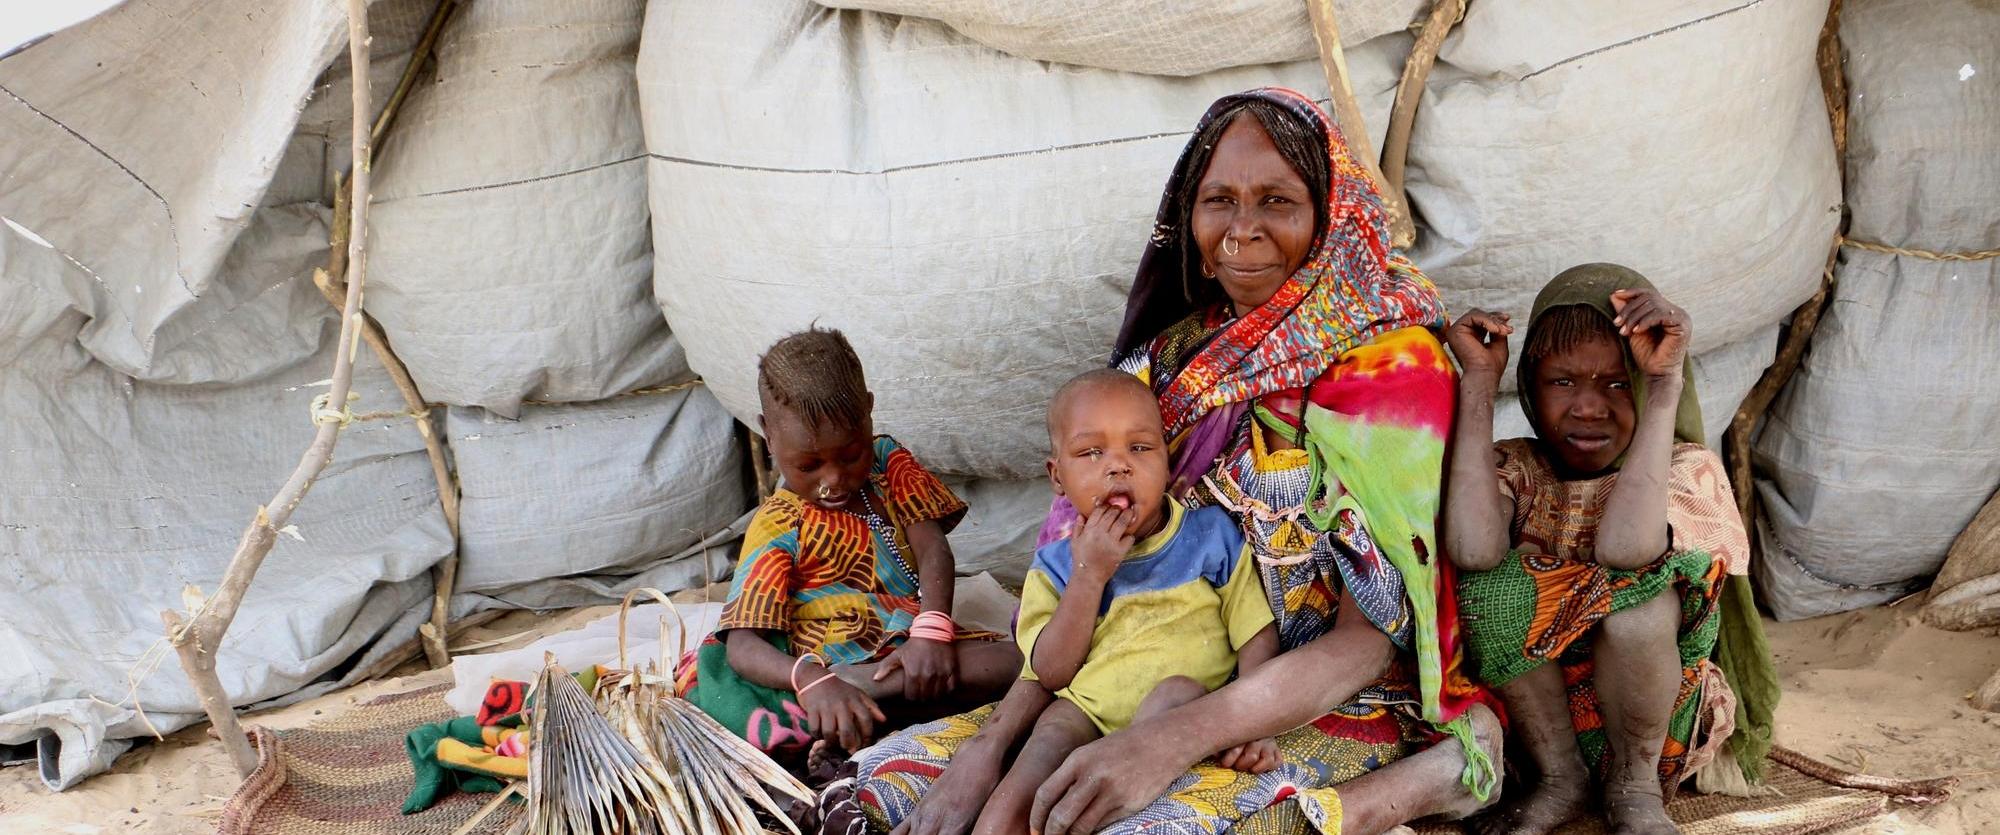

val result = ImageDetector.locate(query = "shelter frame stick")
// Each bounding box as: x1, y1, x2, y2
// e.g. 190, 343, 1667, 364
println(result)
163, 0, 377, 778
1380, 0, 1465, 225
1304, 0, 1415, 249
1724, 0, 1846, 530
317, 0, 464, 670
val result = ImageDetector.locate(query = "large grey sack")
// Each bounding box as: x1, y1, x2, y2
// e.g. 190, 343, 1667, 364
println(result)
1754, 0, 2000, 620
0, 222, 453, 790
640, 0, 1407, 482
365, 0, 685, 416
446, 387, 748, 601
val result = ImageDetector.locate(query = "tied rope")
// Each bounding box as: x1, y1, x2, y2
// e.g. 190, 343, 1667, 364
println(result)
310, 390, 359, 426
1841, 237, 2000, 262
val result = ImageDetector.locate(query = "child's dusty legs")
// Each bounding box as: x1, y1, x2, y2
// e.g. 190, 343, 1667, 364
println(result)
972, 698, 1101, 835
835, 640, 1023, 705
1134, 675, 1208, 721
1594, 592, 1680, 835
1470, 662, 1589, 835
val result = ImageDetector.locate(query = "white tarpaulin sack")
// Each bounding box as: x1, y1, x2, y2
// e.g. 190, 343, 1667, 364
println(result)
637, 0, 1408, 577
639, 0, 1406, 482
1755, 0, 2000, 620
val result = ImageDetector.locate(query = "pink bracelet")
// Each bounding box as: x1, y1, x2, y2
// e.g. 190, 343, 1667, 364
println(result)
791, 653, 825, 692
909, 610, 956, 643
794, 667, 838, 700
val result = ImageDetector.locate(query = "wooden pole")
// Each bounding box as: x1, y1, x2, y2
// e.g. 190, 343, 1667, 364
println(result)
163, 0, 375, 777
314, 0, 464, 669
1304, 0, 1415, 250
1380, 0, 1465, 220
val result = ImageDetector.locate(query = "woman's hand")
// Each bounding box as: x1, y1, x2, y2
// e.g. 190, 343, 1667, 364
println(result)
1218, 736, 1282, 774
798, 674, 886, 753
876, 636, 957, 702
1610, 289, 1690, 380
1029, 726, 1191, 835
1446, 309, 1513, 381
890, 738, 1006, 835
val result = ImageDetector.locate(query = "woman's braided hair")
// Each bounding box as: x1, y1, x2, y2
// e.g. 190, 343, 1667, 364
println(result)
758, 326, 870, 431
1173, 99, 1331, 305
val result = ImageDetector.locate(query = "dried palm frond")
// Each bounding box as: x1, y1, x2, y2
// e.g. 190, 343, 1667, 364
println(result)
525, 654, 679, 835
596, 589, 813, 835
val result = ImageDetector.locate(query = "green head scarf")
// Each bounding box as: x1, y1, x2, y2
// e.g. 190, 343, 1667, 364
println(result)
1516, 263, 1704, 447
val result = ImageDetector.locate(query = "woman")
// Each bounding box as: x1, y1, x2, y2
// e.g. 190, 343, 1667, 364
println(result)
844, 88, 1502, 835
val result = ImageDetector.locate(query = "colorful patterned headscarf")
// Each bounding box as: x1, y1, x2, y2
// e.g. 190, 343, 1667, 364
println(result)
1113, 87, 1449, 438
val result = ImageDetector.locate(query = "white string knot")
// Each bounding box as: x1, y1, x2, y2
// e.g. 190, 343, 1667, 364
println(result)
310, 390, 361, 426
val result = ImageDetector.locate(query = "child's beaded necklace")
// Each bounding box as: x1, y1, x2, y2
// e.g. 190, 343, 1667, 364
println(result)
850, 488, 918, 585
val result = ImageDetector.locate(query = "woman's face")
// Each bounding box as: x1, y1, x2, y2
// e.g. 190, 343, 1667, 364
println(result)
1192, 114, 1317, 316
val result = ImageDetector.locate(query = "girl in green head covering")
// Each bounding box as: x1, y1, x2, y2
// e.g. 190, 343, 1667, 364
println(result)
1441, 264, 1754, 835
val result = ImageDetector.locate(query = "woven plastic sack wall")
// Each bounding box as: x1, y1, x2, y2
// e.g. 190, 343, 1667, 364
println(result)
0, 0, 744, 791
1753, 0, 2000, 620
814, 0, 1422, 76
365, 0, 686, 416
1405, 0, 1840, 445
0, 0, 461, 792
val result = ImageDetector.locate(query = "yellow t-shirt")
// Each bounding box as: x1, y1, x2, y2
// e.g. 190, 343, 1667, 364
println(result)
1017, 499, 1274, 734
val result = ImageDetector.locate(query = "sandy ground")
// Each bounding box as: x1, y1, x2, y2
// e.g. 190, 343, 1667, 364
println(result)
1764, 598, 2000, 833
4, 596, 1998, 834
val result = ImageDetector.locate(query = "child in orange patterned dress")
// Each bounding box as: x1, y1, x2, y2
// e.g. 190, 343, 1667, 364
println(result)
682, 327, 1021, 758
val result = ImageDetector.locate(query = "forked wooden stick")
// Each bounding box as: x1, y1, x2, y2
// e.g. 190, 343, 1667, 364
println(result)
1380, 0, 1465, 222
163, 0, 377, 777
316, 0, 464, 670
1304, 0, 1415, 249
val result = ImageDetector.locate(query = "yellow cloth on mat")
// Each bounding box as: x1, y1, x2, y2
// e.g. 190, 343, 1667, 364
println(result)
435, 727, 528, 780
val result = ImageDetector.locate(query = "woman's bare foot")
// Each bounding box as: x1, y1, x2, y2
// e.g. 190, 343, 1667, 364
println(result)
1425, 702, 1509, 822
1468, 777, 1590, 835
1604, 779, 1676, 835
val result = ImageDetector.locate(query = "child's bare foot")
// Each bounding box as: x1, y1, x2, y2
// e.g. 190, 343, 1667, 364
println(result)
1604, 780, 1676, 835
1468, 777, 1589, 835
807, 738, 849, 782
